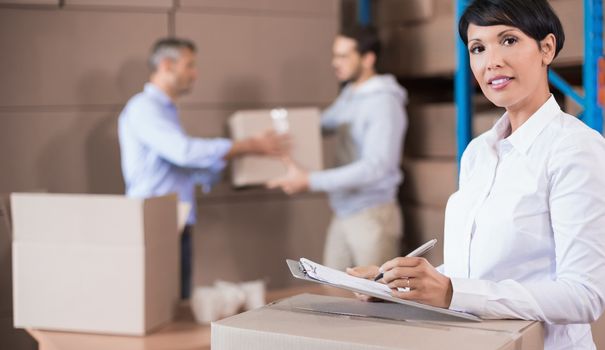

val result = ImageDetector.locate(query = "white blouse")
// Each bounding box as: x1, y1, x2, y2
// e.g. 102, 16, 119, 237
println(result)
444, 96, 605, 350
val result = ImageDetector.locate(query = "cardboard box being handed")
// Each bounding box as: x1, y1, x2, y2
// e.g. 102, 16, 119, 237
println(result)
229, 107, 323, 187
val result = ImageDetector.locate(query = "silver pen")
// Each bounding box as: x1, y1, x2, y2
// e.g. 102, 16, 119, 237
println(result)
373, 238, 438, 282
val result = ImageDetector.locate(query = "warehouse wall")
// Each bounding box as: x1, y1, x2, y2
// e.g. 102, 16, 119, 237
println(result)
0, 0, 340, 331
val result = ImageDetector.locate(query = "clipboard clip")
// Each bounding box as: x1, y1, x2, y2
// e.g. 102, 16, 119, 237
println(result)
299, 260, 317, 276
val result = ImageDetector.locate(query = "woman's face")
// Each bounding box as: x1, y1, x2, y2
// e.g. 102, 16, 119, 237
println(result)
467, 24, 555, 111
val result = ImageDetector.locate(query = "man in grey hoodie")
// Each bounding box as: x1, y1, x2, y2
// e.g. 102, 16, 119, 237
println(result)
269, 26, 408, 271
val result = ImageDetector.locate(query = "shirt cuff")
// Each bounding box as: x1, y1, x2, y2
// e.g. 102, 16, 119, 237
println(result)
213, 138, 233, 169
449, 277, 488, 315
308, 171, 326, 192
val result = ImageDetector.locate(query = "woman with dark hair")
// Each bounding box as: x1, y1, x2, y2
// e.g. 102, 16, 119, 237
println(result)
348, 0, 605, 348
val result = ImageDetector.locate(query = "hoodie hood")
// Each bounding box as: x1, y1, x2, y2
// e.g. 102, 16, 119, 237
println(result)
347, 74, 408, 105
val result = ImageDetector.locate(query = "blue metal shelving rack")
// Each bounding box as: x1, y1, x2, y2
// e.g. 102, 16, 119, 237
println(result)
455, 0, 473, 166
358, 0, 603, 165
358, 0, 371, 26
455, 0, 604, 165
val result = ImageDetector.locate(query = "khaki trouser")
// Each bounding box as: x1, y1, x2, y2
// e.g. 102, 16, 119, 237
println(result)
323, 202, 403, 271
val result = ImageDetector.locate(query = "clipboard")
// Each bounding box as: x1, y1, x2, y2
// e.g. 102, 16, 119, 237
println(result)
286, 258, 481, 322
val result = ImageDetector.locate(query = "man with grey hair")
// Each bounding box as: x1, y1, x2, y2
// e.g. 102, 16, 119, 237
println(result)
118, 37, 288, 299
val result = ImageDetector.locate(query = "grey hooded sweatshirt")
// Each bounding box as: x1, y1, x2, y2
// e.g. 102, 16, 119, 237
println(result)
309, 74, 408, 217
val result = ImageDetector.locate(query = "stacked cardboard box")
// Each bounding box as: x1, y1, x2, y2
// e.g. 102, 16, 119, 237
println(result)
11, 193, 179, 335
229, 108, 323, 187
212, 293, 544, 350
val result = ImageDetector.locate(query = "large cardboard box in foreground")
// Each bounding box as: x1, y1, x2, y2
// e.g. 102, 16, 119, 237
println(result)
212, 293, 543, 350
11, 193, 179, 335
229, 107, 323, 187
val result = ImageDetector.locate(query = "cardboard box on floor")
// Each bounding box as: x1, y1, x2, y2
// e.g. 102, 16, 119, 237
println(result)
229, 107, 323, 187
11, 193, 179, 336
212, 293, 543, 350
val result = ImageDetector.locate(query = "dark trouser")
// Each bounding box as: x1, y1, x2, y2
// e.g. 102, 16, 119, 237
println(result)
180, 225, 193, 299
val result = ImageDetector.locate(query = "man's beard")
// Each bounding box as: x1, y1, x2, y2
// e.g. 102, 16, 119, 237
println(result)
342, 64, 364, 84
175, 80, 194, 96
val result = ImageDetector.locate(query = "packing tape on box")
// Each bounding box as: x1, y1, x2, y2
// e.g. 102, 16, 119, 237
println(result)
270, 108, 289, 134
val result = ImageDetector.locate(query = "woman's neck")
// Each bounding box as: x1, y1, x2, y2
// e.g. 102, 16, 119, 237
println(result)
505, 86, 551, 133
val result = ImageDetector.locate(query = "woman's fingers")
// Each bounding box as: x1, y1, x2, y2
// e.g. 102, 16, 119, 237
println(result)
346, 266, 379, 280
381, 266, 421, 284
387, 276, 415, 290
380, 256, 424, 272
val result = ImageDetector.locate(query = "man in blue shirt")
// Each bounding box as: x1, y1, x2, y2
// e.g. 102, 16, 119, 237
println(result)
269, 27, 407, 271
119, 38, 287, 299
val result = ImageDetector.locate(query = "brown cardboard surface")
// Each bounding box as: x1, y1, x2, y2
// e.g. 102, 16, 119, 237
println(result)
433, 0, 454, 17
474, 109, 502, 136
194, 194, 331, 289
229, 108, 323, 186
0, 110, 123, 194
175, 12, 338, 106
63, 0, 173, 9
373, 0, 433, 25
402, 205, 446, 266
0, 0, 57, 5
551, 0, 583, 66
212, 294, 543, 350
406, 103, 457, 158
406, 103, 502, 158
378, 16, 456, 78
0, 8, 166, 107
178, 0, 338, 15
11, 193, 178, 335
179, 108, 235, 138
402, 158, 457, 207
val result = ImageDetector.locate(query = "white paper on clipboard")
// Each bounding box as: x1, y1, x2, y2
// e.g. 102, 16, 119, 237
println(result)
287, 258, 482, 322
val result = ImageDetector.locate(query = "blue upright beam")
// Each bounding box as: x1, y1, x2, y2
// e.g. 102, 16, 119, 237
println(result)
548, 70, 586, 111
583, 0, 603, 133
455, 0, 472, 167
358, 0, 371, 26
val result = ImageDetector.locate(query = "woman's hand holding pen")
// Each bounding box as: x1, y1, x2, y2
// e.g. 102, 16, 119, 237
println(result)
346, 238, 452, 308
379, 257, 453, 308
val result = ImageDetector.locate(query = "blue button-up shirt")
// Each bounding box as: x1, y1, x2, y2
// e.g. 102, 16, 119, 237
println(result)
118, 83, 232, 224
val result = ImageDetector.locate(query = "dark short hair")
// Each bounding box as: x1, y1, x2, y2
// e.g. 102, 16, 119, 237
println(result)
148, 37, 196, 71
458, 0, 565, 58
340, 25, 381, 59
